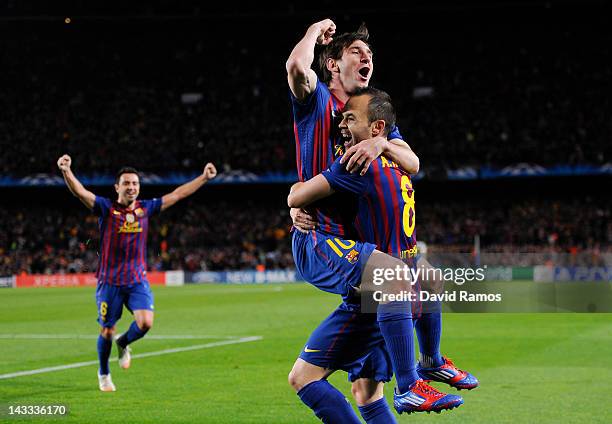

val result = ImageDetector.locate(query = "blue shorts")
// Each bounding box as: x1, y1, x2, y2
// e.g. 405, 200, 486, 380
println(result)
299, 303, 392, 383
95, 281, 155, 328
292, 230, 376, 301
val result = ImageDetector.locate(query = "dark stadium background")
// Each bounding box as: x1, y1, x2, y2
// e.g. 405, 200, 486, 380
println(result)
1, 0, 610, 276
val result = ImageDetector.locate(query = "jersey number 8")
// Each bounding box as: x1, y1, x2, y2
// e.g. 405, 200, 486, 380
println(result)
401, 175, 415, 238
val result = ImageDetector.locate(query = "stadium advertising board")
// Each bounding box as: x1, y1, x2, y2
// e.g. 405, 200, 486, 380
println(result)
0, 276, 16, 288
15, 272, 167, 288
534, 266, 612, 282
188, 270, 303, 284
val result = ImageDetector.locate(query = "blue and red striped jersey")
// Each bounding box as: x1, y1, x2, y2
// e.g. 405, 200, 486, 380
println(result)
93, 196, 162, 286
291, 81, 403, 238
322, 155, 417, 260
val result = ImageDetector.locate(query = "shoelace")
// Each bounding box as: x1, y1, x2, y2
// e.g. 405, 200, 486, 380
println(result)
414, 380, 443, 397
445, 357, 467, 375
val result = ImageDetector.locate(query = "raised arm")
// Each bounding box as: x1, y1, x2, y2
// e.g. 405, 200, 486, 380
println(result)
286, 19, 335, 100
340, 136, 420, 175
287, 175, 334, 209
161, 163, 217, 212
57, 154, 96, 210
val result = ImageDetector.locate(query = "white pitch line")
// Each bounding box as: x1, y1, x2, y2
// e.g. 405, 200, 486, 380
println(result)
0, 334, 241, 340
0, 336, 262, 380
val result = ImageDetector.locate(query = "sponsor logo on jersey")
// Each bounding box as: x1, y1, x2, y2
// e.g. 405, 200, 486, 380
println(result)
118, 221, 143, 233
334, 144, 345, 157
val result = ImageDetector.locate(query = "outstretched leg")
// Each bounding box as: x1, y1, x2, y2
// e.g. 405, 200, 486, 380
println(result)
361, 250, 419, 394
360, 251, 463, 414
116, 282, 155, 369
414, 258, 479, 390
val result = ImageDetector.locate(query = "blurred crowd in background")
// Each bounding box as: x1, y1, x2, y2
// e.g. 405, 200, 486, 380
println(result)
1, 195, 609, 275
0, 10, 610, 177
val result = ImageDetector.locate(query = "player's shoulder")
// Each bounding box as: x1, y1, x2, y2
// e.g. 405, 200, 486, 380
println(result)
327, 155, 348, 174
92, 196, 113, 216
137, 198, 162, 214
372, 155, 402, 173
137, 198, 157, 208
95, 196, 112, 207
366, 157, 410, 187
317, 80, 331, 95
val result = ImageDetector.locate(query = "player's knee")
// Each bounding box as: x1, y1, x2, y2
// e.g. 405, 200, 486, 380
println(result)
136, 315, 154, 332
351, 385, 368, 405
288, 368, 304, 391
289, 359, 328, 392
100, 327, 115, 339
288, 365, 317, 392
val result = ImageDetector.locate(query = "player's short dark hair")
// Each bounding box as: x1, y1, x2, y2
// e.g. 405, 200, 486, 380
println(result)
350, 87, 396, 137
115, 167, 140, 184
318, 23, 371, 84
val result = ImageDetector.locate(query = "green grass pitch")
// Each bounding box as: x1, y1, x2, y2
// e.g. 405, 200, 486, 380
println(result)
1, 283, 611, 423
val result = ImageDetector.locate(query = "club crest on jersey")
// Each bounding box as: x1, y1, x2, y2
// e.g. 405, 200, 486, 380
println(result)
345, 249, 360, 264
134, 208, 145, 218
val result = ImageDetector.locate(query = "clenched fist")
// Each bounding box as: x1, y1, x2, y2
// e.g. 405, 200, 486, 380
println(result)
57, 154, 72, 172
313, 19, 336, 46
203, 163, 217, 181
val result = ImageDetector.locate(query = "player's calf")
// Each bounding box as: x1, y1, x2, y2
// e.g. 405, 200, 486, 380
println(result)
352, 379, 398, 424
351, 378, 384, 406
97, 326, 115, 379
114, 312, 151, 371
290, 359, 362, 423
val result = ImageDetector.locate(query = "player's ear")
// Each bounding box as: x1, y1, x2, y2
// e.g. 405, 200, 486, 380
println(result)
114, 183, 120, 194
326, 58, 339, 74
371, 120, 385, 137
